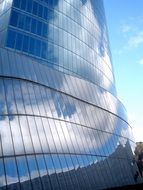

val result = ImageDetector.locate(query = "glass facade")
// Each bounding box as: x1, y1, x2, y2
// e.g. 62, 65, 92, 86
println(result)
0, 0, 141, 189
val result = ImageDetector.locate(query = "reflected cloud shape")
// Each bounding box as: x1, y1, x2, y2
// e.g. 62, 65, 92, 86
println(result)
0, 141, 140, 188
0, 0, 137, 189
0, 77, 131, 158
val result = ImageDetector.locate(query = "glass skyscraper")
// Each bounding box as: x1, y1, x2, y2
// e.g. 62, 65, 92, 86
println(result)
0, 0, 141, 189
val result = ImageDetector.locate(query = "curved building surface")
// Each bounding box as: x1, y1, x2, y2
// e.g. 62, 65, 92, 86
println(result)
0, 0, 141, 189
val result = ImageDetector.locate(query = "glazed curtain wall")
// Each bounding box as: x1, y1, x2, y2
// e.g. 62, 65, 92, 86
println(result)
0, 47, 129, 125
0, 0, 139, 189
0, 77, 132, 156
5, 0, 116, 95
0, 48, 137, 189
0, 78, 137, 189
0, 0, 13, 46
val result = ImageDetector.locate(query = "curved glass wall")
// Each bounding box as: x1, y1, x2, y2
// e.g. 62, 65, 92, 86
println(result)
5, 0, 116, 95
0, 0, 141, 189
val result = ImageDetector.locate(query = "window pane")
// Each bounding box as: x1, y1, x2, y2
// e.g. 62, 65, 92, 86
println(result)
6, 30, 16, 48
22, 35, 29, 53
13, 0, 21, 8
4, 157, 19, 186
15, 32, 23, 50
10, 10, 19, 27
0, 159, 6, 187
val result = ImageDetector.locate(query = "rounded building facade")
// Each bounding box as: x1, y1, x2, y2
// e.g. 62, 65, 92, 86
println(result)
0, 0, 141, 189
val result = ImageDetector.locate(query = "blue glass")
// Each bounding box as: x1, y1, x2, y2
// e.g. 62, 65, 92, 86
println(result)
6, 30, 16, 48
0, 159, 6, 187
15, 32, 23, 50
13, 0, 21, 8
37, 21, 42, 36
10, 10, 18, 27
24, 16, 31, 31
17, 13, 25, 29
35, 39, 41, 56
31, 18, 37, 34
17, 156, 30, 181
37, 4, 43, 18
41, 41, 47, 59
4, 158, 19, 186
22, 35, 29, 52
29, 37, 35, 54
36, 155, 47, 176
21, 0, 27, 10
27, 0, 33, 13
32, 1, 38, 15
42, 23, 48, 38
0, 0, 137, 189
27, 156, 39, 179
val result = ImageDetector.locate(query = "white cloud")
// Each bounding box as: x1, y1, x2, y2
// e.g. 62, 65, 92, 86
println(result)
128, 112, 143, 142
128, 31, 143, 48
139, 58, 143, 65
117, 31, 143, 53
121, 24, 132, 33
119, 17, 143, 52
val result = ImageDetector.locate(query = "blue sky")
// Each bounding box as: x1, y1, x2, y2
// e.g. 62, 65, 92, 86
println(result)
104, 0, 143, 142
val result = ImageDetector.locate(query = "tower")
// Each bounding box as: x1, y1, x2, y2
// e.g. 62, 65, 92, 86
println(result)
0, 0, 138, 189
